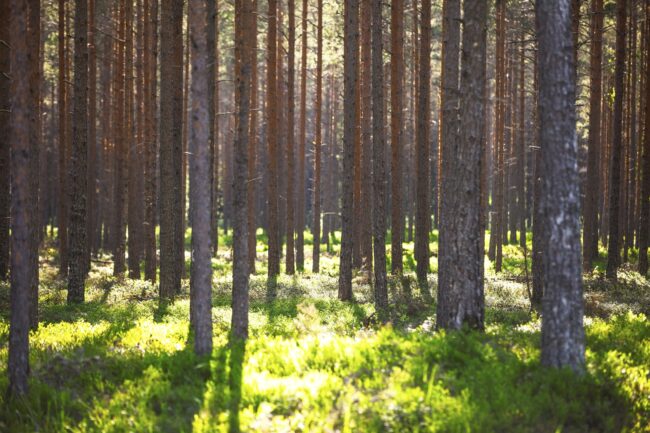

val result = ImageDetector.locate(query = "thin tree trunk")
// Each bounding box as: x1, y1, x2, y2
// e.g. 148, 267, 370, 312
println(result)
86, 0, 97, 273
371, 0, 387, 318
415, 0, 433, 287
285, 0, 296, 274
232, 0, 253, 340
339, 0, 359, 300
638, 0, 650, 274
0, 0, 9, 281
360, 0, 373, 275
247, 0, 258, 272
113, 0, 127, 276
390, 0, 403, 274
296, 0, 307, 270
313, 0, 323, 273
58, 0, 68, 276
584, 0, 603, 269
606, 0, 627, 279
267, 0, 280, 278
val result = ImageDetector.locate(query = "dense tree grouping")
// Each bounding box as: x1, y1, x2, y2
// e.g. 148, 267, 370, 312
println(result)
3, 0, 650, 399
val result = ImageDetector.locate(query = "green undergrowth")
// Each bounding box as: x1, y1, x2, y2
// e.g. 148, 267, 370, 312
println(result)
0, 237, 649, 432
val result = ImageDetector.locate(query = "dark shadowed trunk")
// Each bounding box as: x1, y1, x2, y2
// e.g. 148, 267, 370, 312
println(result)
68, 0, 89, 303
390, 0, 403, 274
339, 0, 359, 300
371, 0, 387, 318
0, 0, 10, 281
8, 0, 32, 396
231, 0, 253, 340
605, 0, 627, 279
159, 0, 184, 297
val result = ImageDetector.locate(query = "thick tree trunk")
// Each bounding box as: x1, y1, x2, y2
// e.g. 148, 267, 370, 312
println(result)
437, 0, 486, 330
339, 0, 359, 300
68, 0, 89, 303
536, 0, 585, 372
8, 0, 32, 397
189, 0, 214, 355
606, 0, 627, 280
159, 0, 184, 297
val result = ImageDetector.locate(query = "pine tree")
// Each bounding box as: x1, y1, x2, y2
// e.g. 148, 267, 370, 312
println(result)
536, 0, 585, 371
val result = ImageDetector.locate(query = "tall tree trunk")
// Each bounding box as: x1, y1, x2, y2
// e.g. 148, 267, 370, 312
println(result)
8, 0, 32, 396
68, 0, 89, 302
86, 0, 97, 272
0, 0, 9, 281
638, 0, 650, 275
390, 0, 403, 274
606, 0, 627, 280
144, 0, 158, 282
296, 0, 307, 270
127, 0, 143, 280
247, 0, 258, 272
212, 0, 220, 256
536, 0, 585, 372
360, 0, 373, 275
58, 0, 68, 276
313, 0, 323, 273
339, 0, 359, 300
415, 0, 433, 287
494, 0, 505, 272
232, 0, 253, 340
188, 0, 214, 355
371, 0, 387, 317
266, 0, 280, 278
113, 0, 127, 276
159, 0, 184, 297
285, 0, 296, 274
437, 0, 486, 330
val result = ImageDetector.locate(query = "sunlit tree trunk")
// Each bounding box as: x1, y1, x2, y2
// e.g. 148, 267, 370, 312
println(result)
313, 0, 323, 273
437, 0, 486, 330
537, 0, 585, 372
188, 0, 214, 355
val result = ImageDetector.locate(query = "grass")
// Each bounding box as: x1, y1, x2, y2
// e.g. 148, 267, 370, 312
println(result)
0, 231, 648, 432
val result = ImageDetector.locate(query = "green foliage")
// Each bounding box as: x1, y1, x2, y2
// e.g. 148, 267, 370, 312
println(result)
0, 240, 648, 432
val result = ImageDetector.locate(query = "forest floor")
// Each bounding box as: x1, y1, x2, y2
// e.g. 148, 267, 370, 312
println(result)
0, 231, 649, 432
